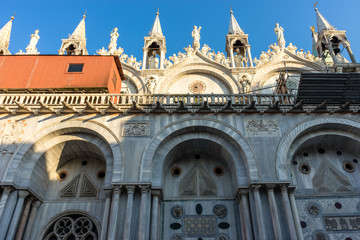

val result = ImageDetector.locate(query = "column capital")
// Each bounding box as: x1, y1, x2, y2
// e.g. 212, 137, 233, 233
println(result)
140, 185, 150, 194
237, 188, 249, 196
251, 184, 262, 191
266, 184, 276, 190
280, 183, 289, 191
31, 200, 41, 208
113, 185, 122, 195
151, 189, 162, 197
343, 41, 350, 48
126, 185, 136, 194
104, 189, 113, 198
18, 190, 30, 199
1, 185, 13, 193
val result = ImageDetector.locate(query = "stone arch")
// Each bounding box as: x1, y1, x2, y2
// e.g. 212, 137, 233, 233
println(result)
37, 210, 101, 240
158, 65, 240, 94
2, 120, 123, 191
252, 54, 325, 90
122, 66, 146, 93
140, 118, 259, 187
276, 116, 360, 181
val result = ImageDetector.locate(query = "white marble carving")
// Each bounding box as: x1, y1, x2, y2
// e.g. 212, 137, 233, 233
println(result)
0, 121, 24, 154
122, 122, 150, 136
191, 26, 201, 50
274, 23, 286, 50
244, 119, 280, 137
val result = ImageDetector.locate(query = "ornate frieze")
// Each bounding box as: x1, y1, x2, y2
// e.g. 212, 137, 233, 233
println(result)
244, 119, 280, 137
0, 120, 25, 154
324, 216, 360, 231
122, 122, 150, 136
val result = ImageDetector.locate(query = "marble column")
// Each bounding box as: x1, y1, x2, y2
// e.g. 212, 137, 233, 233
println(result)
246, 46, 254, 67
15, 196, 33, 240
150, 190, 161, 240
266, 184, 282, 239
6, 190, 29, 240
325, 42, 338, 64
160, 50, 165, 69
289, 189, 304, 240
138, 185, 150, 240
122, 185, 135, 240
252, 185, 266, 240
101, 189, 113, 240
237, 189, 252, 240
0, 190, 17, 240
23, 200, 41, 240
142, 49, 148, 69
107, 186, 121, 240
0, 186, 13, 219
229, 47, 235, 67
343, 42, 357, 63
280, 184, 297, 240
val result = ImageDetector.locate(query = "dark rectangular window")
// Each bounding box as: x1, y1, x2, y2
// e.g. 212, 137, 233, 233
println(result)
67, 64, 84, 72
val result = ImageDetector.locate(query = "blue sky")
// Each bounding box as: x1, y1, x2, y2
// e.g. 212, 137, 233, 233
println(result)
2, 0, 360, 61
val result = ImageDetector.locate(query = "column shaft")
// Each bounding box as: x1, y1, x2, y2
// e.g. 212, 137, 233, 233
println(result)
160, 50, 165, 69
0, 190, 17, 240
266, 186, 282, 239
107, 186, 121, 240
142, 50, 148, 69
326, 43, 338, 64
289, 190, 304, 240
138, 186, 150, 240
281, 185, 297, 240
345, 45, 357, 63
229, 48, 235, 67
23, 200, 41, 240
0, 186, 12, 219
101, 189, 113, 240
150, 193, 160, 240
247, 46, 254, 67
252, 185, 266, 240
238, 190, 252, 240
122, 186, 135, 240
6, 190, 29, 240
15, 197, 33, 240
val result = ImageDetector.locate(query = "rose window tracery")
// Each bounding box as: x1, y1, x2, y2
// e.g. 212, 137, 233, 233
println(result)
44, 214, 98, 240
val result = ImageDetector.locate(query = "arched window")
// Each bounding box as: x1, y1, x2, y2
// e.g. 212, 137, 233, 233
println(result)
43, 213, 99, 240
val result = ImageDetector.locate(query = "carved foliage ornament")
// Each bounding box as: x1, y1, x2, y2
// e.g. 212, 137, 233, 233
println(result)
122, 122, 150, 136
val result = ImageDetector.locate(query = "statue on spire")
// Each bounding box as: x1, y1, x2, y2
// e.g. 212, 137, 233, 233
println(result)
108, 27, 119, 53
274, 23, 286, 50
25, 30, 40, 54
191, 25, 202, 50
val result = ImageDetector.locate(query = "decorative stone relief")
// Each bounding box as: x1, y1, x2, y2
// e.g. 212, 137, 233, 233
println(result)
312, 160, 352, 194
324, 216, 360, 231
213, 204, 228, 218
184, 216, 216, 237
60, 172, 98, 198
79, 174, 98, 197
0, 121, 25, 154
122, 122, 150, 136
171, 205, 184, 219
188, 81, 206, 94
179, 166, 217, 197
307, 204, 321, 216
244, 119, 280, 137
60, 175, 80, 198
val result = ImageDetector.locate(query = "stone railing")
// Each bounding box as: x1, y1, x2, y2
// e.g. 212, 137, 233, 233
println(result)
0, 93, 356, 114
0, 93, 295, 106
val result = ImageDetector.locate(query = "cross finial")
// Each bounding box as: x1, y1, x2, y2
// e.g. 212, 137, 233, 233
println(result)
11, 12, 16, 20
314, 1, 319, 11
230, 6, 233, 14
83, 11, 87, 19
157, 8, 159, 15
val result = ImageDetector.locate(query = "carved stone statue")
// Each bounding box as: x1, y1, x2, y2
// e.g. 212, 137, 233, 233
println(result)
169, 54, 179, 64
274, 23, 286, 50
234, 48, 244, 67
146, 77, 157, 93
148, 51, 159, 69
184, 45, 194, 56
191, 25, 202, 50
25, 30, 40, 54
135, 60, 142, 70
127, 55, 136, 65
164, 59, 173, 68
108, 27, 119, 53
201, 44, 211, 55
214, 51, 224, 63
286, 43, 297, 54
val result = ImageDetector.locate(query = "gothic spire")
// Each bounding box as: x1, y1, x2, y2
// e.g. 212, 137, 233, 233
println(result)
149, 10, 163, 37
228, 9, 243, 35
70, 12, 87, 40
315, 5, 335, 33
0, 14, 15, 53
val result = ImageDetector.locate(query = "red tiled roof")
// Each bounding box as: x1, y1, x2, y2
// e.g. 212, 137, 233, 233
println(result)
0, 55, 124, 93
